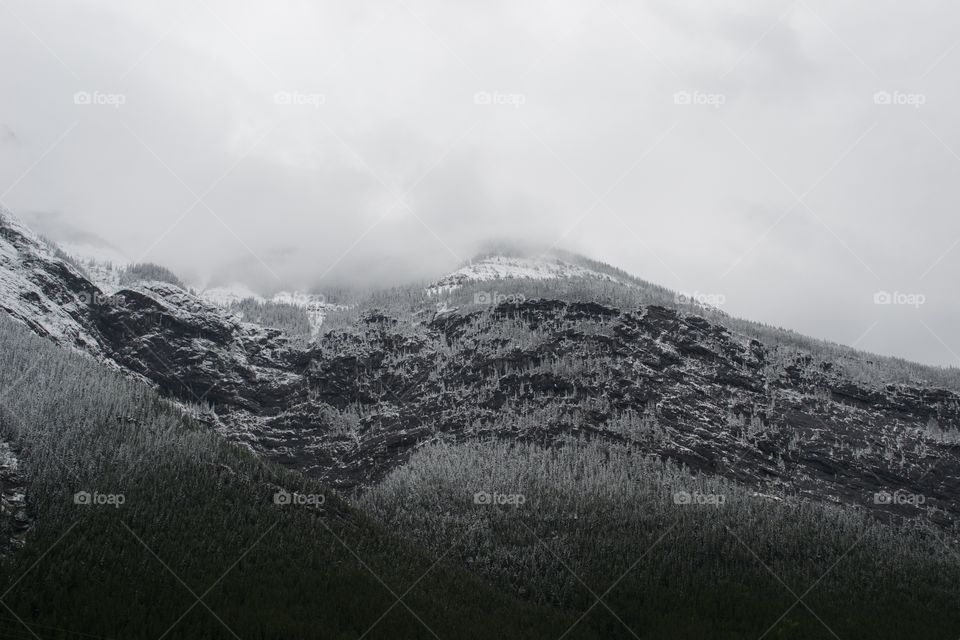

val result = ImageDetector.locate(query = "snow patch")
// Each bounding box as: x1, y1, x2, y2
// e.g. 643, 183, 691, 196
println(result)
428, 255, 621, 295
0, 208, 104, 354
197, 284, 265, 307
196, 285, 345, 336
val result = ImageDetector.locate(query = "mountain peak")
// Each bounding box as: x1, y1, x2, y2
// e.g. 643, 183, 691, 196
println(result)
0, 206, 42, 246
0, 207, 106, 354
430, 248, 624, 294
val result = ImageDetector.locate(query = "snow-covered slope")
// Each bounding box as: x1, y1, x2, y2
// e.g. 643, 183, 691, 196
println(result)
56, 245, 340, 338
56, 241, 128, 295
271, 291, 341, 337
197, 286, 341, 337
196, 284, 265, 306
428, 254, 621, 294
0, 208, 105, 353
0, 208, 310, 385
74, 259, 124, 294
427, 252, 734, 317
57, 240, 129, 269
5, 207, 960, 533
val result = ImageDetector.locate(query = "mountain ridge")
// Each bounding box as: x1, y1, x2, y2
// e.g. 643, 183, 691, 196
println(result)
1, 208, 957, 531
35, 211, 960, 389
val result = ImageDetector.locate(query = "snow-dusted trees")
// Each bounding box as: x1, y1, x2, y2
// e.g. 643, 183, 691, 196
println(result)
119, 262, 186, 288
362, 438, 960, 638
0, 313, 577, 639
229, 298, 312, 339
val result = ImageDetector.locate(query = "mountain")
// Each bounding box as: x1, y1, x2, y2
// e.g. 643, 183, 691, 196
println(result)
2, 208, 959, 517
0, 311, 591, 640
427, 252, 624, 294
2, 208, 960, 638
0, 207, 107, 355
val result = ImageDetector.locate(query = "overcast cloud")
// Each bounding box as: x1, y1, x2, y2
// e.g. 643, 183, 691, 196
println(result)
1, 0, 959, 366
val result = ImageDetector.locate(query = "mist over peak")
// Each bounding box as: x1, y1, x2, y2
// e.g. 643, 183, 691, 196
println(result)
3, 1, 960, 366
3, 4, 960, 635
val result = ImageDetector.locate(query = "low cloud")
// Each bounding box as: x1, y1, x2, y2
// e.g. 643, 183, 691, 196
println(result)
2, 0, 959, 366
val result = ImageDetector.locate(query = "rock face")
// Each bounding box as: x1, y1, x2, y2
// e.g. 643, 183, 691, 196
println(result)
0, 208, 106, 355
274, 299, 959, 529
91, 283, 308, 413
1, 210, 959, 530
0, 440, 31, 555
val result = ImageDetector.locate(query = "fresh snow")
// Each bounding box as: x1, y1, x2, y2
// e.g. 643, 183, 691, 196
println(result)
428, 255, 621, 294
0, 207, 104, 353
196, 285, 343, 336
196, 284, 265, 306
75, 260, 124, 294
58, 241, 130, 268
57, 242, 129, 294
56, 235, 342, 338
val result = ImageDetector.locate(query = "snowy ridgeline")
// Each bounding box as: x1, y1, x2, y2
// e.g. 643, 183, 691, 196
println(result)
191, 256, 619, 333
427, 255, 622, 295
196, 286, 342, 337
0, 209, 105, 352
196, 285, 330, 309
57, 241, 129, 294
53, 237, 339, 337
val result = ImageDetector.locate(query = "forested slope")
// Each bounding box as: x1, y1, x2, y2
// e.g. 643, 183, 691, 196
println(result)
363, 439, 960, 639
0, 313, 589, 640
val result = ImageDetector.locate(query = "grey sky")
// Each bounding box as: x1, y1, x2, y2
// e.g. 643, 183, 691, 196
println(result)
1, 0, 959, 367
